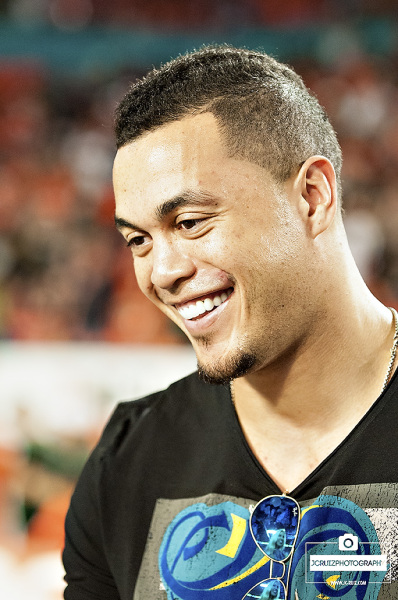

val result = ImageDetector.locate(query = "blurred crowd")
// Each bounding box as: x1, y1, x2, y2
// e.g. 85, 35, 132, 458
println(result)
1, 49, 398, 346
0, 61, 186, 343
2, 0, 397, 30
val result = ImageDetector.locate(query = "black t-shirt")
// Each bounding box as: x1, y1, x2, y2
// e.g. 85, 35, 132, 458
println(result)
63, 370, 398, 600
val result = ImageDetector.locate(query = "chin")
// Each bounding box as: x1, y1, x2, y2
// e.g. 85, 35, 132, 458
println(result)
197, 351, 256, 385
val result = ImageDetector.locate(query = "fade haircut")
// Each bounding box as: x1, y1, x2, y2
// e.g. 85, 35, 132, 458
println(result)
115, 45, 342, 199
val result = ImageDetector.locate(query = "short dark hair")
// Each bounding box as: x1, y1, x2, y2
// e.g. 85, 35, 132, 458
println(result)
115, 45, 342, 196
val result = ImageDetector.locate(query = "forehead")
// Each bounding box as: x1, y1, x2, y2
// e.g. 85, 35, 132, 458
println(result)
113, 112, 273, 216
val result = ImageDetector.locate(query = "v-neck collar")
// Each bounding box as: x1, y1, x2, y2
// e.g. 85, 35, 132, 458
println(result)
226, 366, 398, 500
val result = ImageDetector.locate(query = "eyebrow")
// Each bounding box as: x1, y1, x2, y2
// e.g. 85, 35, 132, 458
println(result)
114, 215, 140, 231
114, 190, 217, 231
155, 191, 216, 220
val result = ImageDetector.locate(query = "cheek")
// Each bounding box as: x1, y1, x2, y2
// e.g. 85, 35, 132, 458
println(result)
199, 227, 243, 269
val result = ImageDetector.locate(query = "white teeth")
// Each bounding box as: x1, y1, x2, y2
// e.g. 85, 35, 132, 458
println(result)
177, 289, 232, 320
184, 305, 198, 319
196, 301, 206, 315
204, 298, 214, 311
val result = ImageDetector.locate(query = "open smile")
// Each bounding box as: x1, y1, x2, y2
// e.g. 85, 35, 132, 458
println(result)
175, 288, 234, 320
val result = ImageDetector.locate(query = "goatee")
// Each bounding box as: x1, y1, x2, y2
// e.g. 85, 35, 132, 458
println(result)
197, 351, 256, 385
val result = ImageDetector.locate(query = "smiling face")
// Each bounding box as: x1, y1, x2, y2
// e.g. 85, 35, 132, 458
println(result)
113, 112, 318, 384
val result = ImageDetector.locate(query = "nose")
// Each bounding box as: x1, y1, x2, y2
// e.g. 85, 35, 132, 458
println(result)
150, 238, 196, 290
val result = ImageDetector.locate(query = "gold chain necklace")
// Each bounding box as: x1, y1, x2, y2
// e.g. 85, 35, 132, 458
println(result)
381, 306, 398, 393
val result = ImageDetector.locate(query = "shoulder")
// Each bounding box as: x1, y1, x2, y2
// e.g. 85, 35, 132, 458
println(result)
94, 371, 229, 461
64, 373, 231, 596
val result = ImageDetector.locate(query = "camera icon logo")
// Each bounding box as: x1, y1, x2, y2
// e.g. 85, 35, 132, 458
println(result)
338, 534, 359, 551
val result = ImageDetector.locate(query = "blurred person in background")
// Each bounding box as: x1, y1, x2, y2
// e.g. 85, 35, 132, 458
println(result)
63, 46, 398, 599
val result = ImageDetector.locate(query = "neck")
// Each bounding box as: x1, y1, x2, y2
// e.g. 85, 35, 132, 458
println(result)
231, 290, 396, 492
234, 297, 394, 423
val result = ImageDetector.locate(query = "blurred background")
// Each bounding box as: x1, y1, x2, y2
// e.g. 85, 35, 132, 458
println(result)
0, 0, 398, 597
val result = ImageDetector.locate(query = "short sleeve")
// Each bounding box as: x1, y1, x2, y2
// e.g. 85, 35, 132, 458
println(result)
63, 403, 137, 600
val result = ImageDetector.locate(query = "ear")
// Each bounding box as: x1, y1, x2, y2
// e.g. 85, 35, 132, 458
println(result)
296, 156, 338, 238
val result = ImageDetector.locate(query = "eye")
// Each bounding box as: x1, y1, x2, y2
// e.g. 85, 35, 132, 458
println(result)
177, 218, 204, 230
126, 235, 146, 247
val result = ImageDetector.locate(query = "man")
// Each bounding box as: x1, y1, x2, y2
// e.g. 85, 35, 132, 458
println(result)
63, 46, 398, 600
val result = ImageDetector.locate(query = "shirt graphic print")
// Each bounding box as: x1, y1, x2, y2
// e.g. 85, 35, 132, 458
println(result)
133, 484, 398, 600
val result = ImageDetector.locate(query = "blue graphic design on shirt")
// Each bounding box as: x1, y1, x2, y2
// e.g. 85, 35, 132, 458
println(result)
290, 495, 387, 599
159, 495, 387, 599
